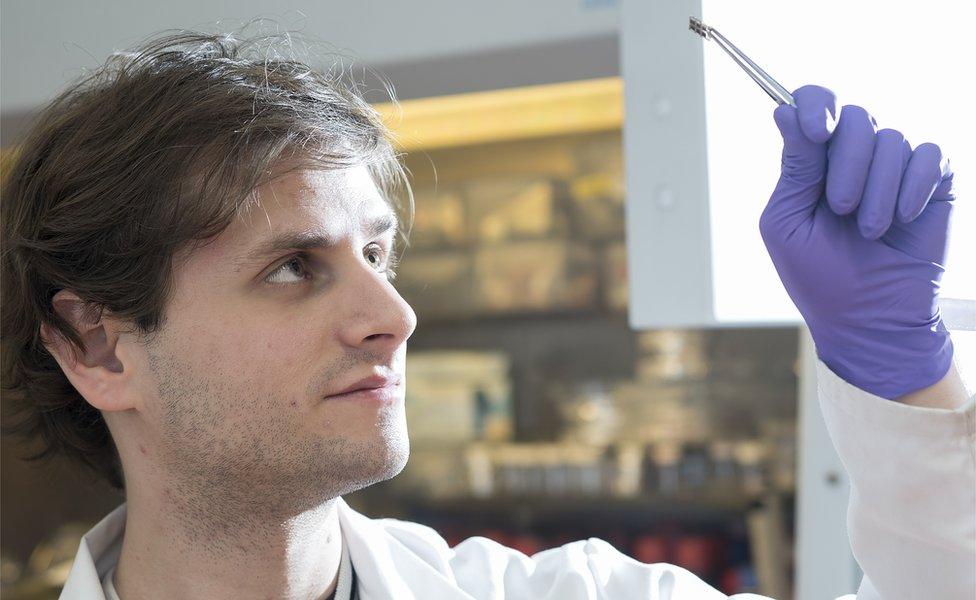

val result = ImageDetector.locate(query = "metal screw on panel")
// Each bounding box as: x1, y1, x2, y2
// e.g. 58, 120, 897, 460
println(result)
653, 95, 672, 118
655, 186, 676, 211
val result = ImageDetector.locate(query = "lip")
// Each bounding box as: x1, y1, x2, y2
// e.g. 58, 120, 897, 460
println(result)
325, 384, 401, 404
325, 373, 403, 401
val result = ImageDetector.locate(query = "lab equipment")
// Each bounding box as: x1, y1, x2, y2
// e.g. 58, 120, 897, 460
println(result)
687, 17, 795, 108
558, 381, 618, 446
475, 240, 598, 312
635, 330, 708, 381
465, 177, 560, 242
404, 351, 513, 443
408, 185, 466, 248
760, 85, 955, 399
603, 241, 628, 311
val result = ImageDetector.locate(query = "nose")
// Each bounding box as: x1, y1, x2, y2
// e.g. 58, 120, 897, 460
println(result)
337, 260, 417, 355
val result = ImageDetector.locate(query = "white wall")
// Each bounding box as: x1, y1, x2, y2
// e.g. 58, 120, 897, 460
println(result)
0, 0, 619, 113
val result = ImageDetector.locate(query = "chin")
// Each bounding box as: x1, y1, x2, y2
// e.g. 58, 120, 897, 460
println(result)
374, 428, 411, 481
337, 426, 410, 496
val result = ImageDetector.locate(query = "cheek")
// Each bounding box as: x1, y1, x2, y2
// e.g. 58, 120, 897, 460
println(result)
229, 323, 325, 399
174, 294, 335, 406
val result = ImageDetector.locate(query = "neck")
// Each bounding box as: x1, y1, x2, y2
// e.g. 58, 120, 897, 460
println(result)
113, 477, 343, 600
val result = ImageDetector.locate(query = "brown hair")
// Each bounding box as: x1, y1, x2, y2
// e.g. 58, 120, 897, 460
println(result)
1, 24, 413, 491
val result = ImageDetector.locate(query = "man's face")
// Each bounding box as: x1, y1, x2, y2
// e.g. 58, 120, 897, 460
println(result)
127, 163, 417, 512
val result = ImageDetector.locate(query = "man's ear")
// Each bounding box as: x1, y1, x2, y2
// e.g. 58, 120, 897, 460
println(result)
40, 290, 135, 412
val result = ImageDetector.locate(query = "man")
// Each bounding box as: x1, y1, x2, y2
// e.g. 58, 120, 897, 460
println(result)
1, 29, 972, 600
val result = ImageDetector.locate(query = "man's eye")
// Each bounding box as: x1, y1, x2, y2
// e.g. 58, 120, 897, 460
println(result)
366, 244, 400, 281
365, 247, 382, 268
264, 254, 311, 286
263, 245, 400, 287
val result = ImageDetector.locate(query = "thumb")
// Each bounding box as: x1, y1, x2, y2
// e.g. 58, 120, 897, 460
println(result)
762, 88, 836, 232
791, 84, 838, 145
774, 85, 838, 184
773, 103, 827, 187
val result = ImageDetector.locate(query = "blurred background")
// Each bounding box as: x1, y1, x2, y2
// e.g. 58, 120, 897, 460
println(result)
1, 1, 973, 599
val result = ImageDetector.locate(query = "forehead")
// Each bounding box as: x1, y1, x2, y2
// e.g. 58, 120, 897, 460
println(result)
181, 165, 395, 273
248, 164, 384, 219
237, 164, 393, 241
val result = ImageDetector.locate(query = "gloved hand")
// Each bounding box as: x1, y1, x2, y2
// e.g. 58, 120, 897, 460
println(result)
760, 84, 955, 400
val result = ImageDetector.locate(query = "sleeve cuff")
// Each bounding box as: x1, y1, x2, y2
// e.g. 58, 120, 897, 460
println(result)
815, 358, 976, 440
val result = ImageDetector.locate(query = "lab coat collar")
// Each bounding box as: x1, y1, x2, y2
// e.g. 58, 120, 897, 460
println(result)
335, 497, 471, 599
60, 502, 126, 599
60, 497, 469, 600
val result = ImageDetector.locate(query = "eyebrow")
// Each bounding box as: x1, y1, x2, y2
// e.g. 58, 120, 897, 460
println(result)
234, 213, 399, 273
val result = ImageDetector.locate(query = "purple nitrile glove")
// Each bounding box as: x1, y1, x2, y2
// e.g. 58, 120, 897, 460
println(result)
759, 84, 955, 400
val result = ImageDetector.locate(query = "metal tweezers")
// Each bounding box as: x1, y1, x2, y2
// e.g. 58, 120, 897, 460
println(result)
688, 17, 796, 107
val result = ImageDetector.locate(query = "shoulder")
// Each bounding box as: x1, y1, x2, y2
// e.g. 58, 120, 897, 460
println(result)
370, 517, 727, 599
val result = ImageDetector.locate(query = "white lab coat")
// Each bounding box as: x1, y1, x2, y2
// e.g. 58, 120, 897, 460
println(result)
60, 359, 975, 599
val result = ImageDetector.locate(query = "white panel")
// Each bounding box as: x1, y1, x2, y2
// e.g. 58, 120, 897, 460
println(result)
702, 0, 976, 323
795, 328, 860, 600
622, 0, 714, 329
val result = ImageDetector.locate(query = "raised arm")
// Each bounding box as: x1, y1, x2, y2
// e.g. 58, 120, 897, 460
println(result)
759, 83, 975, 598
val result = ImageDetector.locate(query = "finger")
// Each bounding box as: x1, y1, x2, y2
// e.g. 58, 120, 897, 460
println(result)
793, 85, 838, 144
825, 105, 877, 215
773, 103, 815, 150
772, 102, 827, 184
857, 128, 908, 239
897, 143, 951, 223
764, 103, 828, 233
764, 86, 836, 225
